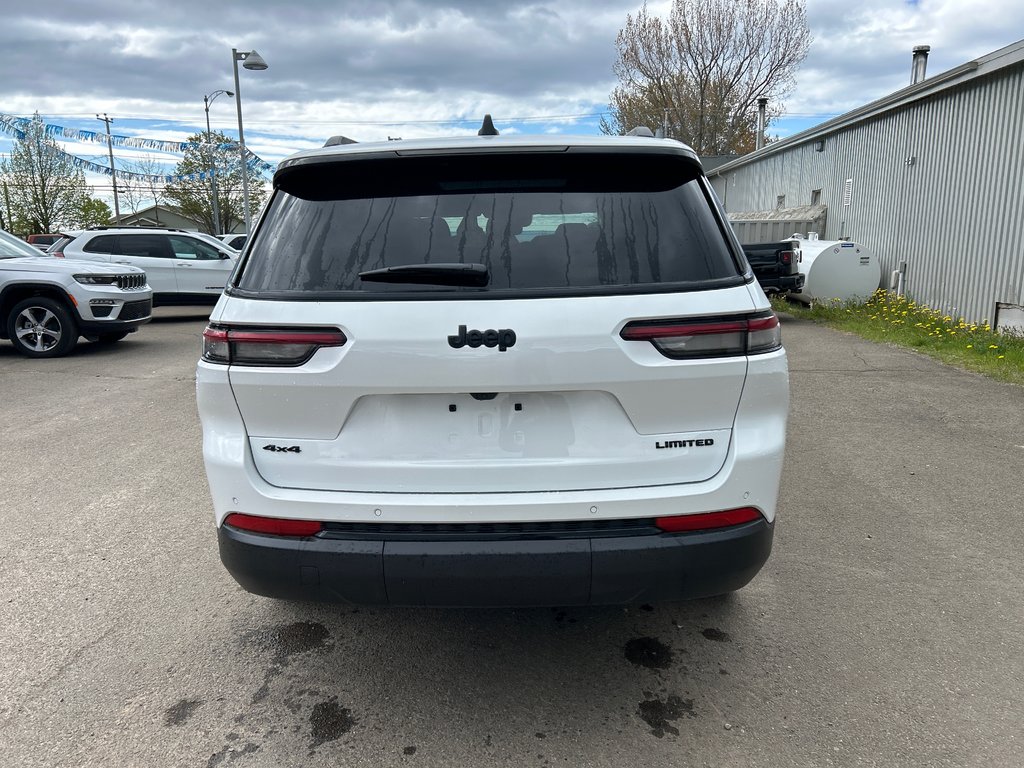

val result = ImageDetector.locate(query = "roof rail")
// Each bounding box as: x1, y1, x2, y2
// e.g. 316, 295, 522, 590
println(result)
88, 225, 190, 232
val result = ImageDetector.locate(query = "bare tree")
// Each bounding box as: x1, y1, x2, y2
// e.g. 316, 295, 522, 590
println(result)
0, 114, 91, 232
602, 0, 811, 155
119, 156, 170, 223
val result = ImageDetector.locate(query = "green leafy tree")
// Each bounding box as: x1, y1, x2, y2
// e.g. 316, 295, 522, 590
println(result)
76, 197, 112, 228
0, 114, 91, 232
602, 0, 811, 155
163, 131, 267, 234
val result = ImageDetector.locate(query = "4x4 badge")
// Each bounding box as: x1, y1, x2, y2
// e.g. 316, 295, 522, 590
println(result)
263, 444, 301, 453
448, 324, 516, 352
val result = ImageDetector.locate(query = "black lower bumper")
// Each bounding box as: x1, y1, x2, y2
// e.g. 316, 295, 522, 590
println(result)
755, 273, 805, 293
218, 519, 774, 606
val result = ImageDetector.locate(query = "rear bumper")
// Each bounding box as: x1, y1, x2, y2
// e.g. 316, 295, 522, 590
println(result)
218, 518, 773, 606
755, 273, 804, 293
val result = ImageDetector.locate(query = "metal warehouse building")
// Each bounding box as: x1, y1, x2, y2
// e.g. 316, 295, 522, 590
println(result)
708, 39, 1024, 329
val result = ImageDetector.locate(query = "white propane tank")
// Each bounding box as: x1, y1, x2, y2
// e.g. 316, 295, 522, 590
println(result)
789, 236, 881, 303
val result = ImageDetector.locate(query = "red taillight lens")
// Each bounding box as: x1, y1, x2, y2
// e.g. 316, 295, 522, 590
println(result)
620, 313, 781, 359
202, 325, 346, 366
655, 507, 763, 532
780, 250, 793, 265
224, 513, 323, 537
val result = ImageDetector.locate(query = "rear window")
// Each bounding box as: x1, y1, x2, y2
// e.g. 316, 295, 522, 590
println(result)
83, 235, 117, 254
237, 152, 741, 297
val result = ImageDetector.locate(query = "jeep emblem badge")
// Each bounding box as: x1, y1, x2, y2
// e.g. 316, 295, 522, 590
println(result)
448, 324, 517, 352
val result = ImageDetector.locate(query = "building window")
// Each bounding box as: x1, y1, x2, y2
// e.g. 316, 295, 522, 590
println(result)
843, 179, 853, 207
776, 195, 786, 209
811, 189, 821, 206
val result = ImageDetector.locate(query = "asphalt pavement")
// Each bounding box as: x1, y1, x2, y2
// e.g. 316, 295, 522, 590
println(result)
1, 307, 1021, 768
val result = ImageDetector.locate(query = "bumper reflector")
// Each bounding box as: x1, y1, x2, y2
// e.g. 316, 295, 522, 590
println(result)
224, 513, 323, 537
655, 507, 763, 532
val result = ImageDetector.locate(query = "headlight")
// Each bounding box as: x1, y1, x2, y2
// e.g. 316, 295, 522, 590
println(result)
73, 274, 119, 285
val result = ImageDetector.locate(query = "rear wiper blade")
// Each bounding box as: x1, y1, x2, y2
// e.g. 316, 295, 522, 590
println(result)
358, 262, 489, 287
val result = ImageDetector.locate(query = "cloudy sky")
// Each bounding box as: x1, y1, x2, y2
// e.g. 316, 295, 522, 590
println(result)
1, 0, 1021, 209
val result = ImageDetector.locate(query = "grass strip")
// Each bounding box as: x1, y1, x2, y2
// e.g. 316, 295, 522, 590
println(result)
771, 290, 1024, 386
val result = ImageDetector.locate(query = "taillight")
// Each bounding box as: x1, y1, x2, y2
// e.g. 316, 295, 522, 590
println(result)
202, 324, 346, 366
224, 513, 322, 537
620, 313, 781, 359
780, 250, 793, 265
655, 507, 763, 532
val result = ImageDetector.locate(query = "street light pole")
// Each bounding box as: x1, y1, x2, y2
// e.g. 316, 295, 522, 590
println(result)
203, 89, 233, 235
231, 48, 268, 233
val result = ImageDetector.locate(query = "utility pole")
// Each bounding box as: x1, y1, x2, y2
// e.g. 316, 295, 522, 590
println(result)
204, 91, 233, 235
2, 182, 13, 233
95, 113, 121, 220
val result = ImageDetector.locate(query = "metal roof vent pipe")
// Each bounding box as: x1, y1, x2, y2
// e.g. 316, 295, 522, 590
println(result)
756, 97, 768, 150
912, 45, 930, 84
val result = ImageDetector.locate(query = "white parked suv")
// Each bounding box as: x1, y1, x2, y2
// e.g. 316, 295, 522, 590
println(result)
197, 127, 790, 606
218, 233, 247, 251
1, 228, 151, 357
56, 227, 236, 306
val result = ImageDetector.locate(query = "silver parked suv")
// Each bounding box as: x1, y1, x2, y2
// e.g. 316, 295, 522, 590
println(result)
1, 228, 151, 357
197, 124, 790, 606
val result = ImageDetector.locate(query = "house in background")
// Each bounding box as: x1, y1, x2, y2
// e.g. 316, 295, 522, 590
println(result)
114, 205, 203, 231
708, 39, 1024, 329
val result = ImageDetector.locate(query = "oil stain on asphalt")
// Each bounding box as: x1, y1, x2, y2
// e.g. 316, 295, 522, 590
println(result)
701, 627, 732, 642
309, 697, 357, 752
637, 695, 696, 737
623, 637, 674, 669
164, 697, 203, 726
206, 742, 260, 767
241, 621, 333, 702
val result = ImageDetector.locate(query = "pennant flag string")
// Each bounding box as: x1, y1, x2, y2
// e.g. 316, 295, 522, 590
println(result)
0, 114, 273, 182
0, 113, 276, 174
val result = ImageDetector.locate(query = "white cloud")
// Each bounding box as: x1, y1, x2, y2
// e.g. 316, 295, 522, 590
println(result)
0, 0, 1020, 197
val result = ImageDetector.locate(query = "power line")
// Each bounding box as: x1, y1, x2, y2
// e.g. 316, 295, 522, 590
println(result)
25, 111, 612, 126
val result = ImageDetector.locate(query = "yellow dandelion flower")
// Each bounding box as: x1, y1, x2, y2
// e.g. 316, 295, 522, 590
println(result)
966, 344, 973, 349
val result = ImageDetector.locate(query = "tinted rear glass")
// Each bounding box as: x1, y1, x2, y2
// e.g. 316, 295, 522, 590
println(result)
238, 152, 740, 297
83, 235, 117, 254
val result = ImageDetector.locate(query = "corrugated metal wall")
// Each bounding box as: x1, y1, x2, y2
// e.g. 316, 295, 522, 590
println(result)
711, 65, 1024, 323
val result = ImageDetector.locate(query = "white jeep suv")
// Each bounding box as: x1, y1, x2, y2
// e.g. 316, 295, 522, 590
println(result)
1, 228, 151, 357
57, 227, 236, 306
197, 129, 789, 606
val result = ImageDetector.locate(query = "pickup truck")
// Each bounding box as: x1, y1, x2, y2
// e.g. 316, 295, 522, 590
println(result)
742, 240, 805, 294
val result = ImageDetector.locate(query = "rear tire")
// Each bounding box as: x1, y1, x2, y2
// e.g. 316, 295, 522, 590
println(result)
6, 297, 78, 358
